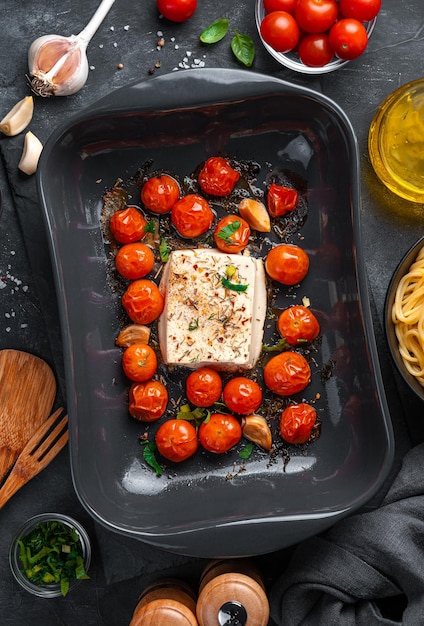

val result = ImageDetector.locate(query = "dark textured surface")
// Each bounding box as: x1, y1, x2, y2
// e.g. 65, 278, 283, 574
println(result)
0, 0, 423, 624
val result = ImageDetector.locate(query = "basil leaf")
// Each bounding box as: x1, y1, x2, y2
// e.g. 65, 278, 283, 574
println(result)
141, 440, 163, 476
231, 31, 255, 67
200, 18, 229, 44
239, 442, 255, 459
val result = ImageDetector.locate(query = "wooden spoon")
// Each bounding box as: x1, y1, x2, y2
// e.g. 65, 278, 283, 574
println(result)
0, 349, 56, 481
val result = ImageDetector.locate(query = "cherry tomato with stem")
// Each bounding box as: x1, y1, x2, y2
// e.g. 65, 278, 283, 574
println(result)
214, 215, 251, 254
264, 351, 311, 396
339, 0, 381, 21
277, 305, 320, 345
222, 377, 263, 415
199, 413, 242, 454
156, 0, 197, 23
280, 403, 317, 444
267, 183, 299, 218
129, 380, 168, 422
155, 419, 198, 462
115, 243, 155, 280
329, 18, 368, 60
122, 279, 164, 324
298, 33, 334, 67
198, 157, 240, 197
265, 244, 309, 285
122, 343, 158, 382
264, 0, 297, 14
171, 194, 214, 239
295, 0, 338, 33
109, 206, 148, 244
260, 11, 300, 53
140, 174, 180, 215
186, 368, 222, 407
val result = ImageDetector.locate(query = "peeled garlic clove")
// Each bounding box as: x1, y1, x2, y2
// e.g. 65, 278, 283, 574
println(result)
0, 96, 34, 136
238, 198, 271, 232
18, 131, 43, 175
242, 414, 272, 451
116, 324, 151, 347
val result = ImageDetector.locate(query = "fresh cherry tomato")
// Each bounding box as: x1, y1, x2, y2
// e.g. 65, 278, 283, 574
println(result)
214, 215, 251, 254
140, 174, 180, 214
265, 244, 309, 285
122, 279, 164, 324
129, 380, 168, 422
295, 0, 338, 33
115, 243, 155, 280
122, 343, 158, 382
298, 33, 334, 67
263, 351, 311, 396
155, 419, 198, 462
171, 194, 214, 239
339, 0, 381, 21
156, 0, 197, 22
198, 157, 240, 197
279, 403, 317, 444
109, 206, 148, 244
264, 0, 297, 14
199, 413, 242, 454
329, 18, 368, 60
277, 305, 320, 345
267, 183, 299, 218
186, 367, 223, 407
260, 11, 300, 53
222, 377, 263, 415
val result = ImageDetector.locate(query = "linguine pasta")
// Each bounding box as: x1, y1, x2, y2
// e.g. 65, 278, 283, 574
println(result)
392, 245, 424, 385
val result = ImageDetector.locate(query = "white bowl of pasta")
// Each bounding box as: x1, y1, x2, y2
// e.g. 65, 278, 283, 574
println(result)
386, 236, 424, 401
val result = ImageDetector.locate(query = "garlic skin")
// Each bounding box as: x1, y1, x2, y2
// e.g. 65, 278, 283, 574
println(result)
238, 198, 271, 232
241, 414, 273, 451
28, 0, 115, 97
18, 131, 43, 175
0, 96, 34, 136
116, 324, 151, 348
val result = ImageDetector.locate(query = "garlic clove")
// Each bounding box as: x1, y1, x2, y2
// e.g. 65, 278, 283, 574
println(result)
116, 324, 151, 348
0, 96, 34, 136
18, 131, 43, 175
242, 414, 273, 451
238, 198, 271, 232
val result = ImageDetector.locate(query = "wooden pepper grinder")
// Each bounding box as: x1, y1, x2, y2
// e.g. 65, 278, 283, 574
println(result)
129, 577, 199, 625
196, 559, 269, 626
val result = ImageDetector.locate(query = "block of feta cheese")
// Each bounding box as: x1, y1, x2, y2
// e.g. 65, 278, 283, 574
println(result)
158, 248, 267, 371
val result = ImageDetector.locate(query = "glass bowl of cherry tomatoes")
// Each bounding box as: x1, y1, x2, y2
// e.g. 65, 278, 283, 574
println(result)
255, 0, 380, 74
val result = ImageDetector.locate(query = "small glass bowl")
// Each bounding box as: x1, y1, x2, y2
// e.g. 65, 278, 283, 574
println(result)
255, 0, 377, 75
9, 513, 91, 598
368, 78, 424, 203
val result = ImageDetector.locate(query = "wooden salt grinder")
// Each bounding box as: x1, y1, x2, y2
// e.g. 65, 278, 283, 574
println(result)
129, 577, 199, 625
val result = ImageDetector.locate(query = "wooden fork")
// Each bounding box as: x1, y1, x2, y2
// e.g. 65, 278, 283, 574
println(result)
0, 408, 69, 510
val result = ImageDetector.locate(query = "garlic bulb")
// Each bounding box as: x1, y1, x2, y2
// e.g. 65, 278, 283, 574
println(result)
28, 0, 115, 97
18, 131, 43, 175
0, 96, 34, 136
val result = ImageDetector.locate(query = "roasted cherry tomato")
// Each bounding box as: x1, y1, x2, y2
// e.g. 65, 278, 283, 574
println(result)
122, 279, 164, 324
109, 206, 148, 244
214, 215, 251, 254
298, 33, 334, 67
171, 194, 214, 239
329, 18, 368, 60
140, 174, 180, 214
155, 419, 198, 462
199, 413, 242, 454
267, 183, 299, 218
277, 305, 320, 345
115, 243, 155, 280
198, 157, 240, 197
265, 244, 309, 285
295, 0, 338, 33
280, 403, 317, 444
122, 343, 158, 382
260, 11, 300, 53
339, 0, 381, 21
222, 377, 263, 416
156, 0, 197, 22
264, 0, 297, 14
129, 380, 168, 422
263, 351, 311, 396
186, 367, 223, 407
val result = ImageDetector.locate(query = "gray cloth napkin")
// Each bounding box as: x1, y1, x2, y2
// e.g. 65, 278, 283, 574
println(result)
269, 441, 424, 626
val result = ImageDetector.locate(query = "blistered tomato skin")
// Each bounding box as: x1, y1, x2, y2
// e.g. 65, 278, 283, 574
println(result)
122, 279, 164, 325
280, 403, 317, 444
140, 174, 180, 214
129, 380, 168, 422
214, 215, 251, 254
199, 413, 242, 454
171, 194, 214, 239
155, 419, 199, 463
277, 305, 320, 345
264, 351, 311, 396
267, 183, 299, 217
122, 343, 158, 382
223, 377, 263, 415
109, 206, 148, 244
265, 244, 309, 285
198, 157, 240, 197
115, 243, 155, 280
186, 367, 223, 407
